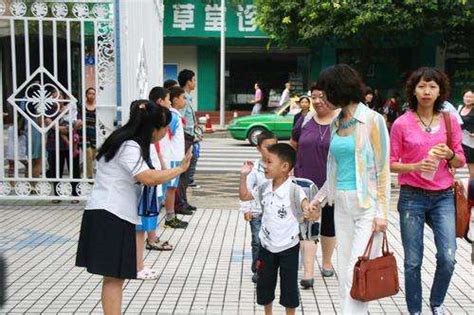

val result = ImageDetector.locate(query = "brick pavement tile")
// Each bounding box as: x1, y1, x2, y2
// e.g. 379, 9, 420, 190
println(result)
2, 202, 473, 315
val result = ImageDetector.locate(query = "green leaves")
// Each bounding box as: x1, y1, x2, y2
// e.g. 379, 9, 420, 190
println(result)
255, 0, 474, 48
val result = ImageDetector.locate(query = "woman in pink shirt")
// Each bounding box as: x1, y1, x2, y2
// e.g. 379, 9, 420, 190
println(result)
390, 67, 465, 315
251, 82, 263, 115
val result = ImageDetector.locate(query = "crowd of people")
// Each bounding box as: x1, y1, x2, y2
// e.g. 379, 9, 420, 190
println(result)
75, 69, 204, 313
4, 62, 457, 315
238, 65, 470, 315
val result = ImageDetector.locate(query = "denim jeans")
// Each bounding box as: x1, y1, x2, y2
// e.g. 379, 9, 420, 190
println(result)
249, 216, 262, 273
398, 187, 456, 313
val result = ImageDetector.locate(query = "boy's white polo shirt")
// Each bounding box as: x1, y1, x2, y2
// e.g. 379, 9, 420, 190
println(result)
252, 177, 306, 253
159, 107, 185, 167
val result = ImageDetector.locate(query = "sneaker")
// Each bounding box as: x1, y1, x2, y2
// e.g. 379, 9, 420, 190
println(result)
186, 205, 197, 211
175, 207, 193, 215
252, 273, 258, 284
431, 305, 445, 315
189, 182, 200, 188
164, 217, 188, 229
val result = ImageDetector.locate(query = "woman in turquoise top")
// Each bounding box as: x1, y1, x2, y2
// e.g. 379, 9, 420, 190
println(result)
330, 133, 357, 190
311, 64, 390, 315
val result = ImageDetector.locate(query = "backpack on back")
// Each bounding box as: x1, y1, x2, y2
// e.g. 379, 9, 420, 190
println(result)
291, 177, 320, 241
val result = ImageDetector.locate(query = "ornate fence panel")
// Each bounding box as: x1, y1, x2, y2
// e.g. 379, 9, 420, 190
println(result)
0, 0, 116, 200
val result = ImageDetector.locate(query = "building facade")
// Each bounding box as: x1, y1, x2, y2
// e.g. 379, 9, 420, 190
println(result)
164, 1, 473, 111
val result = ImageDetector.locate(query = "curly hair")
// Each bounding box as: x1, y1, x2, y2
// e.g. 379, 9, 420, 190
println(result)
315, 64, 364, 107
405, 67, 450, 112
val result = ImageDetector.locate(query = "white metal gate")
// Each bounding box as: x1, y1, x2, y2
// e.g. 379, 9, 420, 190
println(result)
0, 0, 116, 200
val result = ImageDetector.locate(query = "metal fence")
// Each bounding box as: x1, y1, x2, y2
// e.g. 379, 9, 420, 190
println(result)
0, 0, 116, 200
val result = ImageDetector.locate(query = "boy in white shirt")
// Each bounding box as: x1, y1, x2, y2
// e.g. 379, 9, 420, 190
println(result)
240, 131, 277, 283
149, 87, 188, 229
240, 143, 320, 315
163, 87, 188, 222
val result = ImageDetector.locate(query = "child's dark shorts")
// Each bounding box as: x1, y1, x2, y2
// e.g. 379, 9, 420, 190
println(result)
256, 243, 300, 308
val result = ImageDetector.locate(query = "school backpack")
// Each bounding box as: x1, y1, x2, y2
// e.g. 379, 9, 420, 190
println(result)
257, 177, 320, 241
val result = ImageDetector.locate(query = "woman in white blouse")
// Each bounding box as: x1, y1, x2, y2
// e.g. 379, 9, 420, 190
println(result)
76, 100, 191, 314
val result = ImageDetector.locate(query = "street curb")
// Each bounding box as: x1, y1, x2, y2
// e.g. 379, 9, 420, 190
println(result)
202, 128, 231, 138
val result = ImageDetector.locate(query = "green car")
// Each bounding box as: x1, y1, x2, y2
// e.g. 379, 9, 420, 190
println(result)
228, 102, 296, 145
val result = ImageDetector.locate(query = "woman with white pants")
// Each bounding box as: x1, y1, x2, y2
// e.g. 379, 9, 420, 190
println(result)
311, 64, 391, 314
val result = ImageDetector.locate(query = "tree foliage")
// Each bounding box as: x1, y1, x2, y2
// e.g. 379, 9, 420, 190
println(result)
254, 0, 474, 76
164, 0, 244, 8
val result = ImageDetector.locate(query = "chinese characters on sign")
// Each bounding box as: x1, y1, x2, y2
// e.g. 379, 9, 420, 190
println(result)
172, 4, 195, 31
237, 5, 257, 32
170, 3, 259, 34
204, 4, 224, 32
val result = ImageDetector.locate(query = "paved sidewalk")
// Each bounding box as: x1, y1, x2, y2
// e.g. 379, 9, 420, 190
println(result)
0, 179, 473, 314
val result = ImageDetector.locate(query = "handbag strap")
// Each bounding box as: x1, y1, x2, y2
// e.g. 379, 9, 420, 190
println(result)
442, 112, 458, 178
443, 112, 452, 150
361, 231, 390, 259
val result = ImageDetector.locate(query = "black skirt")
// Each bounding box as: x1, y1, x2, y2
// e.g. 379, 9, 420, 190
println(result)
76, 209, 137, 279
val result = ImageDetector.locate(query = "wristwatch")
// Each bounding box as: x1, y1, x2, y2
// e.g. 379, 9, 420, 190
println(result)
447, 151, 456, 162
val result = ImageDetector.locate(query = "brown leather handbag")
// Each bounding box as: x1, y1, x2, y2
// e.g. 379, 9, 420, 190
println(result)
350, 231, 399, 302
443, 112, 471, 238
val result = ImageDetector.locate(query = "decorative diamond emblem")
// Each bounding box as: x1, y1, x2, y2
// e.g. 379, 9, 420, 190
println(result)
35, 182, 52, 196
31, 1, 48, 18
56, 182, 72, 197
7, 67, 77, 133
15, 181, 32, 196
73, 3, 89, 18
92, 4, 109, 19
24, 83, 62, 118
0, 1, 6, 16
51, 3, 68, 18
77, 183, 92, 197
10, 1, 27, 17
0, 182, 12, 196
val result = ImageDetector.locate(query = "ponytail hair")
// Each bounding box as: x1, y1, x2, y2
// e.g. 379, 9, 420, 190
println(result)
96, 99, 171, 163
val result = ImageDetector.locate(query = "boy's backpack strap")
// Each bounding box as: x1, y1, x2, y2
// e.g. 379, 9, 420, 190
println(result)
290, 182, 304, 223
290, 181, 309, 240
258, 181, 271, 215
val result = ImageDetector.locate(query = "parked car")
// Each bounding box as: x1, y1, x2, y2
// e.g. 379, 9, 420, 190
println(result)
228, 101, 297, 145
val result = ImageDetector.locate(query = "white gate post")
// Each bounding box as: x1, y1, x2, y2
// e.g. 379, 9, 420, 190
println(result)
118, 0, 164, 124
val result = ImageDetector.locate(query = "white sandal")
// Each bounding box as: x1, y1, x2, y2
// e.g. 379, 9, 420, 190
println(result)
136, 267, 158, 280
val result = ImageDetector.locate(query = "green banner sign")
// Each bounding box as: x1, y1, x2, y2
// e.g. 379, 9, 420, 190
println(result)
164, 0, 267, 38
